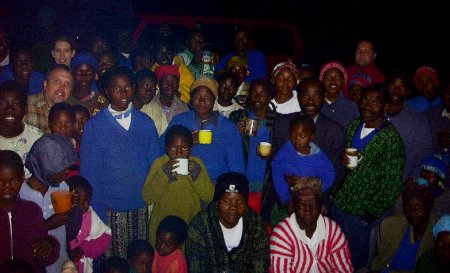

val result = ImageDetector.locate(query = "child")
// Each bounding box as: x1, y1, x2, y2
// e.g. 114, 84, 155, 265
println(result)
127, 240, 154, 273
20, 134, 78, 273
72, 104, 91, 141
142, 125, 214, 247
67, 175, 112, 273
102, 256, 129, 273
213, 72, 243, 118
152, 216, 188, 273
0, 150, 60, 273
48, 102, 80, 178
272, 114, 335, 213
132, 70, 157, 110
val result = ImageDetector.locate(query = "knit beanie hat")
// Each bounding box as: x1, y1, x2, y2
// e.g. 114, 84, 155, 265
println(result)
213, 172, 249, 201
190, 75, 219, 98
71, 51, 98, 70
420, 154, 447, 181
414, 65, 439, 88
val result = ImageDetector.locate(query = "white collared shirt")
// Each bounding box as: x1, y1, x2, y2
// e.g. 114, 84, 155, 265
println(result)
220, 217, 243, 252
108, 103, 132, 130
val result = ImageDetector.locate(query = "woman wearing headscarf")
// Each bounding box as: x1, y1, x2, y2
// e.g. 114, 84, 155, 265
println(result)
20, 133, 78, 273
270, 61, 301, 114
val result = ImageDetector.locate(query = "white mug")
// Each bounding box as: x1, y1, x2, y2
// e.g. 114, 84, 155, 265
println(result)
346, 148, 363, 169
173, 158, 189, 175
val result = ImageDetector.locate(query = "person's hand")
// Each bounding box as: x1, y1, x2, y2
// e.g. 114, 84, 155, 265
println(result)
192, 130, 199, 144
45, 211, 70, 230
237, 119, 246, 134
188, 160, 199, 173
71, 246, 84, 262
341, 153, 351, 169
32, 238, 54, 260
437, 130, 450, 149
165, 159, 179, 174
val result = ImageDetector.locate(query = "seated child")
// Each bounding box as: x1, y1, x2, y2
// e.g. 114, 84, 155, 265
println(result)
142, 125, 214, 247
72, 104, 91, 142
127, 240, 154, 273
67, 175, 112, 273
0, 150, 60, 273
152, 216, 188, 273
272, 114, 335, 213
48, 102, 80, 178
20, 134, 78, 273
102, 256, 129, 273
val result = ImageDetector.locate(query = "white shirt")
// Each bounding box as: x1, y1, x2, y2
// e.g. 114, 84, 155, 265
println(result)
271, 90, 301, 114
442, 109, 450, 119
108, 103, 132, 130
360, 123, 376, 138
220, 217, 243, 252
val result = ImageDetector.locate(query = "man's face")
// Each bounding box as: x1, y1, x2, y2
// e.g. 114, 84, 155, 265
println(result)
322, 68, 345, 98
234, 31, 249, 52
387, 76, 409, 105
355, 40, 376, 67
218, 192, 247, 229
52, 41, 75, 66
155, 45, 173, 65
189, 33, 204, 55
249, 83, 271, 111
159, 74, 179, 99
136, 77, 157, 105
416, 75, 437, 101
218, 78, 238, 103
74, 64, 97, 90
298, 82, 324, 118
43, 68, 74, 106
359, 89, 385, 126
106, 75, 134, 111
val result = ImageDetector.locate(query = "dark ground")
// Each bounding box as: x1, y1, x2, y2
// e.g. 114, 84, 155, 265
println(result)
1, 0, 449, 77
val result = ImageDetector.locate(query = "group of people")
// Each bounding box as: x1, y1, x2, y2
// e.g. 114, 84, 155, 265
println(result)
0, 23, 450, 273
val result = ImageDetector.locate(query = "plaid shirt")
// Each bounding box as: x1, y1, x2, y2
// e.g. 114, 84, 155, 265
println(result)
24, 92, 51, 134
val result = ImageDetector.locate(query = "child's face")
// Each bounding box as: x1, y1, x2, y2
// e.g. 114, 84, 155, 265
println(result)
73, 187, 90, 213
156, 231, 178, 256
74, 64, 97, 88
106, 75, 134, 112
74, 111, 89, 138
98, 55, 115, 76
249, 84, 270, 110
50, 110, 74, 138
129, 252, 153, 273
0, 90, 27, 129
12, 51, 33, 81
166, 136, 192, 160
420, 169, 440, 187
0, 165, 24, 202
290, 124, 314, 154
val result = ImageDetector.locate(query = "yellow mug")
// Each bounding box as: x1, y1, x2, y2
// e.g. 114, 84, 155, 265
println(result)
198, 130, 212, 144
259, 142, 272, 156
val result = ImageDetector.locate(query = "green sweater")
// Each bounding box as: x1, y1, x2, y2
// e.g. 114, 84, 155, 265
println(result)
142, 155, 214, 247
185, 202, 269, 273
333, 119, 405, 217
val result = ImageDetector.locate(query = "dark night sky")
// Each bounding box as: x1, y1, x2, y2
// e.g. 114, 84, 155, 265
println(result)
1, 0, 449, 76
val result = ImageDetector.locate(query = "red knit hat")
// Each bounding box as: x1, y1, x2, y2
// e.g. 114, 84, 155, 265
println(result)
319, 61, 348, 85
155, 64, 180, 82
414, 65, 439, 88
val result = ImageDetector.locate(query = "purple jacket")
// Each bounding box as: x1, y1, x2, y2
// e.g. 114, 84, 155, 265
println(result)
0, 197, 60, 273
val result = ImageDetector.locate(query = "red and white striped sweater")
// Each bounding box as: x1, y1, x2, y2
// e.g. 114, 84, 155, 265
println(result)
270, 214, 353, 273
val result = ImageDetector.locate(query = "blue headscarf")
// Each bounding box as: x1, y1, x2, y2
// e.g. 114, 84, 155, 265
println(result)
433, 214, 450, 239
25, 134, 77, 186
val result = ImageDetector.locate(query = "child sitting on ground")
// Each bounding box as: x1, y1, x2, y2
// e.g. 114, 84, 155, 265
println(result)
152, 215, 188, 273
142, 125, 214, 247
272, 114, 335, 214
0, 150, 60, 273
67, 175, 112, 273
127, 240, 154, 273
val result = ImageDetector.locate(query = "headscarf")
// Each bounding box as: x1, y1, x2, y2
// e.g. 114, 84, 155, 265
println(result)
25, 134, 77, 186
290, 176, 323, 201
319, 61, 348, 85
271, 61, 300, 83
155, 64, 180, 82
433, 214, 450, 239
71, 51, 98, 70
414, 65, 439, 88
213, 172, 249, 201
190, 75, 219, 98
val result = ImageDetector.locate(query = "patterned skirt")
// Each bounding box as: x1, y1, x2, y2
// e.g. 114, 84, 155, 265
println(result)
104, 206, 149, 258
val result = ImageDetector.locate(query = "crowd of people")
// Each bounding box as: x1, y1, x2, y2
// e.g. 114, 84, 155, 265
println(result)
0, 23, 450, 273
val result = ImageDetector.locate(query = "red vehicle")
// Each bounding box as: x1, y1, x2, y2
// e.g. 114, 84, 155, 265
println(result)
131, 15, 305, 72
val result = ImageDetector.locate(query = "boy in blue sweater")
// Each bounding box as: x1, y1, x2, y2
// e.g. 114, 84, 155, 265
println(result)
272, 114, 335, 213
80, 66, 159, 258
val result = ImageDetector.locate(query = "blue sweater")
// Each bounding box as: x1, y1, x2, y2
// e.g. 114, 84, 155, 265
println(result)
80, 108, 159, 222
215, 50, 267, 83
163, 111, 245, 181
272, 141, 335, 206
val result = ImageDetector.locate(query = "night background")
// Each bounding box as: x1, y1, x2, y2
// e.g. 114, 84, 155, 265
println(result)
1, 0, 449, 78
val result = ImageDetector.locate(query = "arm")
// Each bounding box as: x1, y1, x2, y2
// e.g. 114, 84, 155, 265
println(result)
79, 233, 112, 259
226, 123, 246, 174
271, 154, 290, 206
142, 157, 169, 205
328, 221, 353, 273
269, 225, 294, 273
188, 158, 214, 203
185, 216, 212, 273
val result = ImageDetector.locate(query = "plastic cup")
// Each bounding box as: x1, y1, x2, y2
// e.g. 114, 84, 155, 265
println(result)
51, 190, 72, 213
259, 142, 272, 156
173, 158, 189, 175
198, 130, 212, 144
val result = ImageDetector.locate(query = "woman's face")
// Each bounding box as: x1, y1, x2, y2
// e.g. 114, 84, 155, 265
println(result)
136, 77, 157, 105
322, 68, 345, 98
218, 192, 247, 229
190, 87, 215, 118
274, 68, 296, 95
294, 191, 321, 231
249, 84, 271, 110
